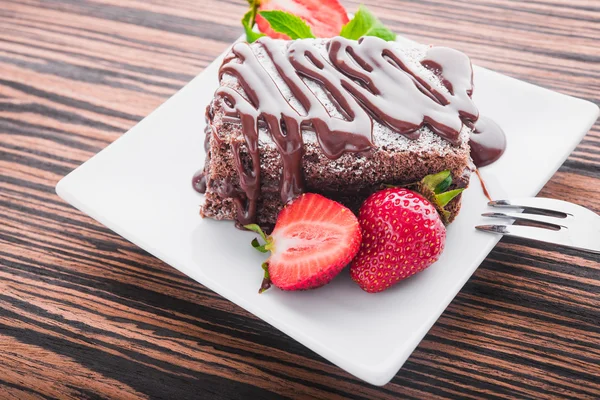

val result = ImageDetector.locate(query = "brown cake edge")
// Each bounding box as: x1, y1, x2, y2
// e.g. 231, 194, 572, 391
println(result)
199, 125, 471, 231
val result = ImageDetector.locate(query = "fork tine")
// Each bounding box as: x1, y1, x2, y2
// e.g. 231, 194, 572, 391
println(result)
476, 224, 572, 247
488, 198, 578, 215
481, 212, 567, 228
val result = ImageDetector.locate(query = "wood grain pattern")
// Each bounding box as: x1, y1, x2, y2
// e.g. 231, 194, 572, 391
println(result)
1, 0, 599, 398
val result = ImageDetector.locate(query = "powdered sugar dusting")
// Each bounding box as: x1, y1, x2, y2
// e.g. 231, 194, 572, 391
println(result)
219, 38, 472, 154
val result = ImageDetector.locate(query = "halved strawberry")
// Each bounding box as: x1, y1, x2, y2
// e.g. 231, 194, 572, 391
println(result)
247, 193, 361, 292
256, 0, 349, 39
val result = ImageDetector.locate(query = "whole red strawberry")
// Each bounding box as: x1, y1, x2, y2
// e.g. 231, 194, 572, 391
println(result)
350, 188, 446, 293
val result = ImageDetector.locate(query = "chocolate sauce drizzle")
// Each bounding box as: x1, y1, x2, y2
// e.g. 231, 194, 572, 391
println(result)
470, 116, 506, 168
202, 36, 494, 225
193, 110, 214, 194
192, 170, 206, 193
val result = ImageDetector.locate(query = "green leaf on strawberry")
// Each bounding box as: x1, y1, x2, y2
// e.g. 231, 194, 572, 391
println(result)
436, 188, 465, 207
339, 5, 396, 41
245, 223, 267, 241
417, 170, 465, 224
259, 262, 271, 293
434, 174, 452, 194
258, 10, 316, 39
246, 223, 273, 253
422, 170, 452, 194
242, 1, 266, 43
243, 12, 266, 43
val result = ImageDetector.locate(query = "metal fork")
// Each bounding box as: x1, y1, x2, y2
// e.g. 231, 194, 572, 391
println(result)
476, 198, 600, 254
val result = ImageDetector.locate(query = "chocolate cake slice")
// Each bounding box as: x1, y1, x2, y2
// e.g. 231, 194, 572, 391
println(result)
198, 36, 478, 230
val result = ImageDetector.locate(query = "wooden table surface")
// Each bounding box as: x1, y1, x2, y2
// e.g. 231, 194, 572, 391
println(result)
1, 0, 599, 398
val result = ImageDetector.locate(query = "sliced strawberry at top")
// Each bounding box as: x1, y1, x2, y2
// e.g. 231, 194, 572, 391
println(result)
248, 193, 361, 292
256, 0, 350, 39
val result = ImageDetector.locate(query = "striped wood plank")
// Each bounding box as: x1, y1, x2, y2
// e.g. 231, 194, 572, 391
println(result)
1, 0, 599, 398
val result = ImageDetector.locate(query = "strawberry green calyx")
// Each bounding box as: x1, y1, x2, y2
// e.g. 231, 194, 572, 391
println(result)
383, 170, 464, 222
246, 223, 272, 252
416, 170, 465, 224
242, 0, 265, 42
245, 224, 274, 293
259, 262, 271, 293
245, 223, 268, 240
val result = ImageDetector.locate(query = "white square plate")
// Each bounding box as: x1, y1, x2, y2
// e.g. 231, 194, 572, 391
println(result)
56, 37, 599, 386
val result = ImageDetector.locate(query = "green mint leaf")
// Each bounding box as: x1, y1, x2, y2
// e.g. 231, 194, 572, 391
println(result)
435, 188, 465, 207
340, 5, 396, 41
258, 10, 315, 40
242, 9, 265, 43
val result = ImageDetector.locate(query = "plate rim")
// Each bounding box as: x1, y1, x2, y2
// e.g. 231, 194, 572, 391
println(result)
55, 37, 600, 386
